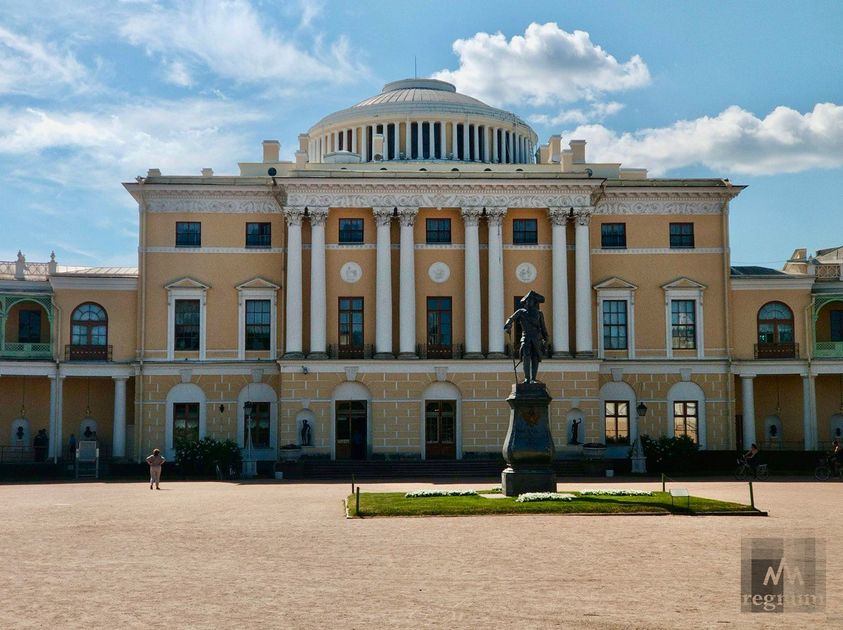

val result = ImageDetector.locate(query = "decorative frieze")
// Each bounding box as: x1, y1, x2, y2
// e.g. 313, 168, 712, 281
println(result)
143, 190, 280, 213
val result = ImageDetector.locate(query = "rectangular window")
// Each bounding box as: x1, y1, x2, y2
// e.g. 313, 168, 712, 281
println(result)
604, 401, 629, 444
338, 218, 364, 243
831, 311, 843, 342
426, 297, 453, 357
601, 223, 626, 248
425, 218, 452, 244
245, 222, 271, 248
669, 222, 695, 248
174, 299, 200, 351
673, 401, 698, 443
671, 300, 696, 349
173, 402, 200, 443
245, 401, 270, 449
338, 297, 364, 353
175, 221, 201, 247
18, 310, 42, 343
602, 300, 628, 350
512, 219, 538, 244
245, 300, 271, 350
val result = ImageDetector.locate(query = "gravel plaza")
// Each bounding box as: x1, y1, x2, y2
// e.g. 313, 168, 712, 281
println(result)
0, 478, 839, 629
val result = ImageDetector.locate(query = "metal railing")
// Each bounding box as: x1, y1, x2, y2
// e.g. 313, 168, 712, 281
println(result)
0, 445, 36, 463
754, 342, 798, 359
815, 265, 841, 281
418, 343, 463, 359
0, 342, 53, 359
65, 344, 113, 361
814, 341, 843, 358
328, 344, 374, 359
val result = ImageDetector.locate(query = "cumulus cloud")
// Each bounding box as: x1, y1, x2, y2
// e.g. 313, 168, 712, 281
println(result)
0, 25, 90, 96
529, 101, 625, 126
0, 99, 267, 188
433, 22, 650, 108
567, 103, 843, 176
120, 0, 366, 86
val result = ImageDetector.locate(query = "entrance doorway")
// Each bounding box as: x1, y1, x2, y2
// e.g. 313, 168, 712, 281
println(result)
425, 400, 456, 459
336, 400, 367, 460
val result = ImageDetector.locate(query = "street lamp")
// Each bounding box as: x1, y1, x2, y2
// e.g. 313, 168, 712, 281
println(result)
244, 400, 254, 477
636, 401, 648, 417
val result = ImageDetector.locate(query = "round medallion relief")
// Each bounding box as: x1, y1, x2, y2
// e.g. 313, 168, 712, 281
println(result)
340, 262, 363, 283
428, 262, 451, 283
516, 262, 537, 283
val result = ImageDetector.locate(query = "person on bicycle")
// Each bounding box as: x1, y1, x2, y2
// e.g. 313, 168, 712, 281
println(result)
744, 443, 760, 477
833, 439, 842, 476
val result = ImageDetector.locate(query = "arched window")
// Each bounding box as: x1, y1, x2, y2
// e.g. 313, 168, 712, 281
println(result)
69, 303, 108, 360
757, 302, 794, 358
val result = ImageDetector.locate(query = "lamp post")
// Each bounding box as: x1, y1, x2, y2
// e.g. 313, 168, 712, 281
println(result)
244, 400, 255, 477
631, 400, 647, 474
636, 401, 648, 418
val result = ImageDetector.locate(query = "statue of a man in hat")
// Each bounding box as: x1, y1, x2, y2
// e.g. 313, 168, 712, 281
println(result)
504, 290, 549, 384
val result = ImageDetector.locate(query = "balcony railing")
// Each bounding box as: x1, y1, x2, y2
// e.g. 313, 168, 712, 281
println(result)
418, 344, 463, 359
814, 341, 843, 358
328, 344, 374, 359
754, 342, 798, 359
815, 264, 841, 282
65, 344, 112, 361
0, 342, 52, 359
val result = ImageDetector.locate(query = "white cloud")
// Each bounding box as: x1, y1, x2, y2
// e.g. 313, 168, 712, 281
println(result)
0, 25, 90, 96
119, 0, 366, 86
165, 59, 193, 87
566, 103, 843, 176
433, 22, 650, 108
529, 101, 625, 127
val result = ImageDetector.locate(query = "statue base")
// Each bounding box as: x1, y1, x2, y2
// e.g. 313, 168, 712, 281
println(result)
500, 382, 556, 497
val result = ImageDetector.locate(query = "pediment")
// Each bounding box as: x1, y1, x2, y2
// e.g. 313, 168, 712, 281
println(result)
236, 277, 280, 291
164, 276, 210, 290
661, 277, 707, 291
593, 276, 638, 291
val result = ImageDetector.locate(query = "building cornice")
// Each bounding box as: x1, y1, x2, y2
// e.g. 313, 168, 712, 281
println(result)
50, 277, 138, 291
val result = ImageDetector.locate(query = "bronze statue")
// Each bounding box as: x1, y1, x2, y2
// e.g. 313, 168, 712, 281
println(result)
504, 290, 548, 384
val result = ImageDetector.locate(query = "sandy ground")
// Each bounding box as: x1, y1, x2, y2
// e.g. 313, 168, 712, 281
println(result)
0, 476, 839, 629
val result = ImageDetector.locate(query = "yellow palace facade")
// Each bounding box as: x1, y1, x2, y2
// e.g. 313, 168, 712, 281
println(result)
2, 79, 842, 466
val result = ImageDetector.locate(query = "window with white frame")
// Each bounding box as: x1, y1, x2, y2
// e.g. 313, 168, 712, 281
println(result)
662, 279, 705, 359
673, 401, 698, 443
602, 300, 627, 350
671, 300, 696, 349
594, 279, 637, 358
236, 279, 279, 359
166, 279, 208, 360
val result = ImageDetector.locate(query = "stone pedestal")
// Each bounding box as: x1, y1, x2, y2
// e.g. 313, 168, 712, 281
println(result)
501, 382, 556, 497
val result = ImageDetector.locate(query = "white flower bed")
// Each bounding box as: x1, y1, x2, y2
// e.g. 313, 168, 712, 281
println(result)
515, 492, 576, 503
405, 489, 478, 498
579, 489, 653, 496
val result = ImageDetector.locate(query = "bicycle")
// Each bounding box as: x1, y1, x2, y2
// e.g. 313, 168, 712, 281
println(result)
735, 458, 768, 481
814, 455, 843, 481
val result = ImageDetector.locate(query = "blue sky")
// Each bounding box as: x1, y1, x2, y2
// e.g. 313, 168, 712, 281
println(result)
1, 0, 841, 268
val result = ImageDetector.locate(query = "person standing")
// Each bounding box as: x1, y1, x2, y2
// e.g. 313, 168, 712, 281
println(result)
145, 448, 165, 490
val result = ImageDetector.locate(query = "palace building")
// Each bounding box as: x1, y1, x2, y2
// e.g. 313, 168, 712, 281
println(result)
2, 78, 842, 468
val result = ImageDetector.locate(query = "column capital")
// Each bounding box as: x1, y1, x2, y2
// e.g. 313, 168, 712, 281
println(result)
574, 208, 593, 226
548, 206, 573, 226
397, 207, 419, 227
372, 207, 394, 226
111, 375, 129, 382
283, 206, 305, 226
485, 207, 507, 226
461, 206, 483, 226
308, 206, 329, 226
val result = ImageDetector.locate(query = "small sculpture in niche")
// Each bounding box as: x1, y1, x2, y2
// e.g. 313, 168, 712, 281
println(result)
769, 424, 778, 438
300, 419, 312, 447
569, 418, 582, 445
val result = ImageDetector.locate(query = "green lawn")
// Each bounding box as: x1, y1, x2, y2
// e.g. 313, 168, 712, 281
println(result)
346, 491, 758, 518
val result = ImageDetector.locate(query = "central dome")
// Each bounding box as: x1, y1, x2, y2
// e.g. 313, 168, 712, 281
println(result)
306, 79, 536, 165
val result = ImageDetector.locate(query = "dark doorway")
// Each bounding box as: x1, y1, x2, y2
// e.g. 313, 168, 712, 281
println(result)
336, 400, 367, 460
425, 400, 456, 459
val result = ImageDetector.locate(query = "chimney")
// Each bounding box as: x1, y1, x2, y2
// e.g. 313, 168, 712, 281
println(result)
372, 134, 385, 161
569, 139, 586, 163
147, 168, 161, 177
298, 134, 309, 152
561, 149, 573, 172
201, 168, 213, 177
295, 151, 307, 168
549, 135, 561, 163
263, 140, 280, 163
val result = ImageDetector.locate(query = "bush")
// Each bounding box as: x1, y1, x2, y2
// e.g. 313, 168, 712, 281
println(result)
175, 437, 242, 478
639, 434, 698, 473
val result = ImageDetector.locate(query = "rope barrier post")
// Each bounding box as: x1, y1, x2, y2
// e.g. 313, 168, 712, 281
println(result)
748, 481, 754, 510
661, 473, 665, 493
356, 487, 360, 516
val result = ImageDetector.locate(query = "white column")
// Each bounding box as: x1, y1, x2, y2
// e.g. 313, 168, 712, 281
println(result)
398, 207, 419, 357
483, 127, 490, 162
549, 207, 570, 356
462, 122, 469, 161
486, 207, 506, 356
351, 127, 357, 154
803, 374, 817, 450
48, 374, 61, 460
462, 207, 483, 357
393, 122, 399, 160
451, 122, 458, 159
492, 128, 498, 163
414, 122, 420, 158
373, 207, 394, 358
112, 376, 128, 458
308, 207, 329, 358
741, 375, 756, 449
405, 120, 411, 159
574, 210, 593, 356
472, 124, 479, 161
284, 206, 305, 357
361, 127, 368, 162
438, 121, 445, 158
427, 121, 434, 160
